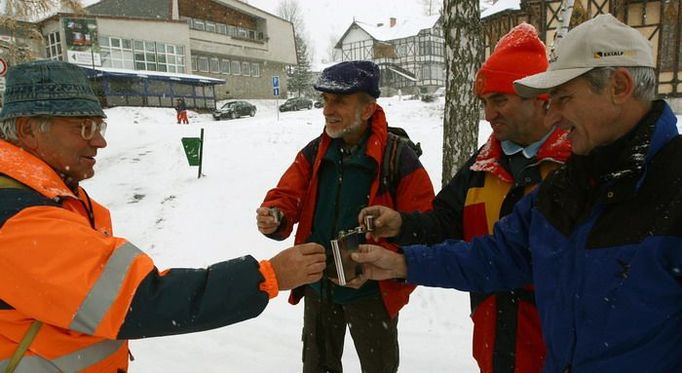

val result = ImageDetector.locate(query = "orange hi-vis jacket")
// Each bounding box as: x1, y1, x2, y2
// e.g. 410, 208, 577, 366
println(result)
0, 140, 270, 372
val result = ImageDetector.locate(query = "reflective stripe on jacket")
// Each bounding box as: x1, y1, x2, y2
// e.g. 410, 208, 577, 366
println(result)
0, 139, 269, 372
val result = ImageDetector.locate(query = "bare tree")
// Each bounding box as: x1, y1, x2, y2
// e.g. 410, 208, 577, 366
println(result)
0, 0, 84, 64
276, 0, 304, 32
2, 0, 83, 18
421, 0, 442, 16
441, 0, 483, 186
276, 0, 313, 97
324, 33, 340, 63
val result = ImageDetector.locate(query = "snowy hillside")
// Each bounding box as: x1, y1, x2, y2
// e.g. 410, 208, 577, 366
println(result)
83, 96, 485, 372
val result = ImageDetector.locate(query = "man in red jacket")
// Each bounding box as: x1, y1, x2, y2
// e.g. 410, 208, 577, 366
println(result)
0, 60, 325, 372
256, 60, 434, 373
359, 24, 571, 373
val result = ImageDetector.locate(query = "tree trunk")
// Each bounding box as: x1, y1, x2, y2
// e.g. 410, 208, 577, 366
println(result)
442, 0, 483, 187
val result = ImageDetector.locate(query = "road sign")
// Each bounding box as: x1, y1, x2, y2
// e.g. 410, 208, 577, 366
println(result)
273, 87, 280, 97
0, 58, 7, 76
272, 76, 280, 88
181, 137, 202, 166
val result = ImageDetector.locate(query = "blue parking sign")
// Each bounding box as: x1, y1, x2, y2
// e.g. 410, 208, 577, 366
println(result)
272, 76, 280, 88
273, 87, 280, 97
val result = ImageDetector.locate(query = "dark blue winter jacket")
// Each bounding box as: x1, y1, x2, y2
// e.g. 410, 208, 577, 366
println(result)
404, 100, 682, 373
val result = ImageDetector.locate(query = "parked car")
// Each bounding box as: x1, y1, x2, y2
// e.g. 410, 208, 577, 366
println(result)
213, 101, 256, 120
313, 100, 324, 108
279, 97, 313, 112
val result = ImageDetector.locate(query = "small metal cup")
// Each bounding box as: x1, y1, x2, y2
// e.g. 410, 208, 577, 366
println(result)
364, 215, 375, 232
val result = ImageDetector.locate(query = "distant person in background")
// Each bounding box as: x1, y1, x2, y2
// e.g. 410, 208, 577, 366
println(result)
175, 97, 189, 124
0, 60, 326, 372
358, 23, 570, 373
256, 60, 434, 373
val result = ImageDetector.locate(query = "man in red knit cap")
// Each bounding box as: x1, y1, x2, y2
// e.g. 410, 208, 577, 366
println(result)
358, 23, 571, 373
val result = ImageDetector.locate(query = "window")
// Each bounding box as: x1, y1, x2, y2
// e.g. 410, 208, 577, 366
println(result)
242, 61, 250, 76
198, 56, 209, 72
221, 59, 231, 74
100, 36, 134, 69
185, 17, 262, 42
45, 31, 63, 61
231, 60, 241, 75
210, 57, 220, 73
191, 56, 198, 71
251, 62, 260, 77
155, 41, 185, 73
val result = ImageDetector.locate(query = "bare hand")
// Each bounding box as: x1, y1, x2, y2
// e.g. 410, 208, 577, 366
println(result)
358, 206, 402, 240
256, 207, 281, 235
269, 243, 326, 290
328, 275, 368, 289
350, 244, 407, 281
341, 275, 368, 289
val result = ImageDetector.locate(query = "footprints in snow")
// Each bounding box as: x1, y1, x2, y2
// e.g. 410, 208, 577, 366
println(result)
119, 150, 152, 163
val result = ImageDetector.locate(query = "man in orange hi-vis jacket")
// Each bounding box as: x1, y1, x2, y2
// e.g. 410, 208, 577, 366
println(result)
0, 60, 326, 373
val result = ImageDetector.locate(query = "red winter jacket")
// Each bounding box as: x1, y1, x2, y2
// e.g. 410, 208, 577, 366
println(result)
261, 105, 434, 317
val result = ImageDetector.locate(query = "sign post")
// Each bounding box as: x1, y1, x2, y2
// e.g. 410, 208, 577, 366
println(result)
272, 75, 280, 121
181, 128, 204, 179
0, 58, 7, 77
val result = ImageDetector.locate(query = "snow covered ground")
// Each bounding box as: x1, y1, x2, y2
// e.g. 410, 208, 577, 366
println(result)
83, 96, 485, 372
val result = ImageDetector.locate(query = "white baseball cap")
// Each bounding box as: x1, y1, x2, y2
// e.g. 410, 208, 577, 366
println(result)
514, 13, 655, 98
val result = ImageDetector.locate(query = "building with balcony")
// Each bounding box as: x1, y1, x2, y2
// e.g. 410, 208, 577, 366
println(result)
87, 0, 297, 101
334, 15, 445, 96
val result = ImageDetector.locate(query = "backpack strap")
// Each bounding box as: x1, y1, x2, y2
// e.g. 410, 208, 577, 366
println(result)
4, 321, 43, 373
381, 133, 404, 201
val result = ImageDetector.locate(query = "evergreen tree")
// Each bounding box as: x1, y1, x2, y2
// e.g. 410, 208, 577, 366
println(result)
441, 0, 483, 186
287, 33, 313, 97
276, 0, 313, 97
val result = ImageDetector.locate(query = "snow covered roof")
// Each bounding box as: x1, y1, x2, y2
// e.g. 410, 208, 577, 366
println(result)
80, 66, 225, 84
344, 14, 441, 44
481, 0, 521, 19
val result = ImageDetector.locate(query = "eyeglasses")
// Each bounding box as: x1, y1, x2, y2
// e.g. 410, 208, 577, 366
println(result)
50, 117, 107, 140
79, 119, 107, 140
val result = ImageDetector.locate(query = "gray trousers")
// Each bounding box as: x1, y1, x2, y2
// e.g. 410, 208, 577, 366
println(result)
301, 286, 399, 373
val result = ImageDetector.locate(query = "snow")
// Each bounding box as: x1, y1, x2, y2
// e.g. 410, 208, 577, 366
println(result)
83, 96, 486, 372
480, 0, 521, 19
352, 15, 441, 42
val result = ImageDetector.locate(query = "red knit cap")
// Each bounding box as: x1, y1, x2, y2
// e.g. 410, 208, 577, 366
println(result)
474, 23, 548, 97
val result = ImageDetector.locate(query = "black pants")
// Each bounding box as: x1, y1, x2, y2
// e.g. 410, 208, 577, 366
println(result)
301, 286, 399, 373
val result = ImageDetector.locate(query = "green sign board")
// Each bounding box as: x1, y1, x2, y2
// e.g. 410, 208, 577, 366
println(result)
181, 137, 202, 166
181, 128, 204, 179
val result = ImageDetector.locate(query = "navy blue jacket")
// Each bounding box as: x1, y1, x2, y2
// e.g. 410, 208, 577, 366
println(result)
403, 101, 682, 372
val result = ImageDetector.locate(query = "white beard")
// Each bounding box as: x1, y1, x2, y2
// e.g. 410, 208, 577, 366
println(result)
325, 109, 363, 139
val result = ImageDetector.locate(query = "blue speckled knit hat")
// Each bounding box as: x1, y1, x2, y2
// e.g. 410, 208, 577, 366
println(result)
0, 60, 105, 121
314, 60, 381, 98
